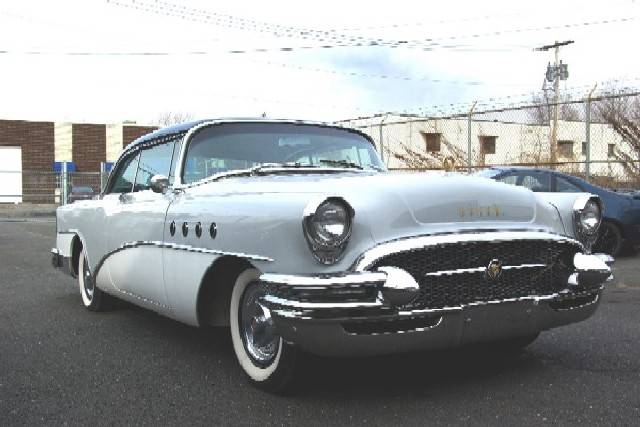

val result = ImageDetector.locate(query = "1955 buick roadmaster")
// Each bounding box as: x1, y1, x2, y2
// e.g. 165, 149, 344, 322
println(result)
51, 119, 614, 392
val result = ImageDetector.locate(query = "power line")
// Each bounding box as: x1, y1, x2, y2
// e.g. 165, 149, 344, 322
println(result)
107, 0, 640, 53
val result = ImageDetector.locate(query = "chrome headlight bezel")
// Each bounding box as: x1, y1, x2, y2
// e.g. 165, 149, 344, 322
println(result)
302, 197, 354, 265
572, 194, 602, 251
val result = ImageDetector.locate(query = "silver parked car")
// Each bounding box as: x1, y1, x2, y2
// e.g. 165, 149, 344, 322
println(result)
51, 119, 613, 392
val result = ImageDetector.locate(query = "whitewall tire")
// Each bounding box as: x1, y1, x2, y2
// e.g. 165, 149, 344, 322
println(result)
78, 250, 108, 311
230, 268, 298, 392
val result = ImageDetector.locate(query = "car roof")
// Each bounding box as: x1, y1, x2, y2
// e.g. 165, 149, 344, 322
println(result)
126, 118, 348, 151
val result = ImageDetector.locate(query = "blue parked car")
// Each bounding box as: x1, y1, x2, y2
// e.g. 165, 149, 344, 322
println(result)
475, 167, 640, 256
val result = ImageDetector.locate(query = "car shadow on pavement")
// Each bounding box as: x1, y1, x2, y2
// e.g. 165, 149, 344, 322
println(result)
292, 346, 544, 397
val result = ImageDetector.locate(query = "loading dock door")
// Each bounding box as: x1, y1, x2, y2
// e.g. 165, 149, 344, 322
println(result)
0, 147, 23, 203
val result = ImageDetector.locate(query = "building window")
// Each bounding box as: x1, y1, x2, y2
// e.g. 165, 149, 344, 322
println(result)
422, 132, 441, 152
608, 143, 616, 157
557, 140, 574, 158
479, 136, 496, 154
581, 141, 587, 155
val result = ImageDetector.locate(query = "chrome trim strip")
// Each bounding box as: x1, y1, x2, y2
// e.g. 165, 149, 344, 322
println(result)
551, 293, 600, 311
263, 294, 384, 309
354, 230, 583, 271
261, 271, 386, 287
424, 263, 547, 277
78, 239, 274, 293
343, 316, 444, 336
112, 240, 274, 262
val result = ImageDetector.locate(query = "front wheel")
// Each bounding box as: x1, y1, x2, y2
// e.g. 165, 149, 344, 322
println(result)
593, 221, 623, 257
78, 250, 109, 311
229, 269, 298, 393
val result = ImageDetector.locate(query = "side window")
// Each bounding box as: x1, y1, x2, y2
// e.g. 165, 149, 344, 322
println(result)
519, 173, 550, 192
109, 153, 140, 194
498, 174, 518, 185
134, 141, 174, 192
556, 176, 582, 192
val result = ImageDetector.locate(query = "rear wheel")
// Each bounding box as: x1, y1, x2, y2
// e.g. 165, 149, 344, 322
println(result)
593, 221, 623, 257
78, 250, 109, 311
229, 268, 298, 393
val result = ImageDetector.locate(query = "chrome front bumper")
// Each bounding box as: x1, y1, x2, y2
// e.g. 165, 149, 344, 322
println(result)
260, 252, 613, 357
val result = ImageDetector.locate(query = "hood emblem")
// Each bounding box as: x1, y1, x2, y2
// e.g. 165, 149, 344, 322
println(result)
485, 259, 503, 281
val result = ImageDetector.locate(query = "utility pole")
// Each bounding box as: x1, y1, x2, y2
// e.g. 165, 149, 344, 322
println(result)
536, 40, 573, 166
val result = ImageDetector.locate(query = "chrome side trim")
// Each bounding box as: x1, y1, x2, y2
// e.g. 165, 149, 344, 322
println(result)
353, 230, 583, 271
424, 263, 547, 277
79, 239, 274, 294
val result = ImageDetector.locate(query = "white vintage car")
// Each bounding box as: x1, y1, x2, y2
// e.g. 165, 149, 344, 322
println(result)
52, 119, 613, 392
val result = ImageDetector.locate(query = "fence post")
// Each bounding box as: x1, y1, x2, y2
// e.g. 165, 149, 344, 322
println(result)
100, 162, 108, 192
584, 84, 597, 182
467, 101, 477, 173
378, 114, 387, 165
61, 162, 68, 206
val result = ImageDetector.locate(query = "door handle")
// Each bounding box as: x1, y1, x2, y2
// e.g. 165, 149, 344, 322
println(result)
118, 192, 131, 203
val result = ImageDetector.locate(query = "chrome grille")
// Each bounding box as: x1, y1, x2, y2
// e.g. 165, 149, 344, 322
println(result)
369, 239, 580, 309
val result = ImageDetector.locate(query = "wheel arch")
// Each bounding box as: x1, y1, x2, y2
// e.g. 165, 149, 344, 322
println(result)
603, 217, 626, 238
196, 255, 256, 327
70, 234, 83, 277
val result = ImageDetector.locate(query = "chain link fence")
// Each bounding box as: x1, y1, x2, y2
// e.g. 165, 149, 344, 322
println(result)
341, 92, 640, 190
0, 171, 107, 204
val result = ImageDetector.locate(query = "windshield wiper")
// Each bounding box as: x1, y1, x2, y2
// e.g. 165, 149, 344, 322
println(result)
318, 159, 363, 170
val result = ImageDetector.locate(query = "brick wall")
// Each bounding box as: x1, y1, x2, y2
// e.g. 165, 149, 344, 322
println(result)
72, 124, 106, 173
0, 120, 55, 202
123, 125, 157, 148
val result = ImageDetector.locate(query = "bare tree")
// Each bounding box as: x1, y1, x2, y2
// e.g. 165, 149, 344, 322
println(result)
528, 94, 582, 124
388, 134, 467, 170
592, 92, 640, 185
155, 111, 195, 126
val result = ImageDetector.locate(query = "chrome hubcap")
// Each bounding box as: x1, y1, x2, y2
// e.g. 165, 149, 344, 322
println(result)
83, 258, 94, 301
240, 283, 279, 366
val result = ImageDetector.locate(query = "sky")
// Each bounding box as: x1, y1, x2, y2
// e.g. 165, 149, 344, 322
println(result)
1, 0, 639, 125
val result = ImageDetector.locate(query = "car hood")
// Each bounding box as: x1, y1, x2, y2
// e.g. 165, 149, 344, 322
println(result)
188, 171, 545, 228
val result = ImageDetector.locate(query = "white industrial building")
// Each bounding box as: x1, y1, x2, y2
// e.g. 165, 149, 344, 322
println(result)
339, 115, 634, 182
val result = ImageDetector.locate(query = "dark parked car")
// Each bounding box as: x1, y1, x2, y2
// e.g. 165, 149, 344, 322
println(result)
475, 167, 640, 256
68, 186, 96, 203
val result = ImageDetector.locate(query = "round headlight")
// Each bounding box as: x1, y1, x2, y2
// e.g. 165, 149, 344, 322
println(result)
303, 198, 353, 264
310, 201, 350, 246
579, 200, 601, 235
573, 195, 602, 251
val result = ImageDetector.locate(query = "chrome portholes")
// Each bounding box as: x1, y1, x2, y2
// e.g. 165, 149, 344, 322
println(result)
169, 221, 176, 236
182, 222, 189, 237
210, 222, 217, 239
195, 222, 202, 238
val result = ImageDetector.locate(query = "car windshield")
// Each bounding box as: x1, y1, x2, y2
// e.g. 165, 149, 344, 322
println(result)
181, 123, 384, 184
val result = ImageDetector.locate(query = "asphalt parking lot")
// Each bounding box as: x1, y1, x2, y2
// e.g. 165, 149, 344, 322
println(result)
1, 220, 639, 426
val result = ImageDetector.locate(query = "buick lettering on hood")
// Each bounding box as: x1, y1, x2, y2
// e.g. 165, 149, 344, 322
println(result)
51, 119, 614, 392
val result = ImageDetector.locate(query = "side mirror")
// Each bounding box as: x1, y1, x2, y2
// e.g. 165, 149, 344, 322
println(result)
150, 174, 170, 194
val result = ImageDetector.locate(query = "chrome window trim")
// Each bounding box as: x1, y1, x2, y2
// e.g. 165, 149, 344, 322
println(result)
353, 230, 584, 271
